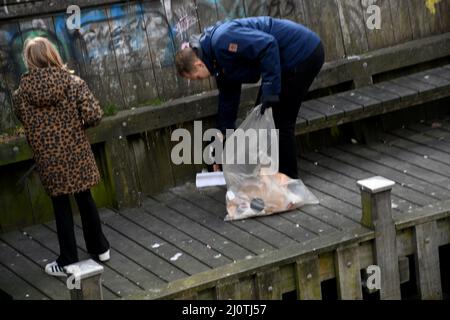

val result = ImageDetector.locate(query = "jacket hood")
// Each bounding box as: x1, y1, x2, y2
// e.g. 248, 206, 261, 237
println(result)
19, 67, 72, 107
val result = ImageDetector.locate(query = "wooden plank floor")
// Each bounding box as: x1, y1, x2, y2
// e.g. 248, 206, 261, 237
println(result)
1, 117, 449, 300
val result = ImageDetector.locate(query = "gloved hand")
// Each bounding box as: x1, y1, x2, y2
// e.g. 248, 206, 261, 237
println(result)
260, 95, 279, 115
260, 101, 272, 115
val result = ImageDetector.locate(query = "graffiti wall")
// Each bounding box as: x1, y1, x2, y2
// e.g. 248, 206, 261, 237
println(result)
0, 0, 449, 134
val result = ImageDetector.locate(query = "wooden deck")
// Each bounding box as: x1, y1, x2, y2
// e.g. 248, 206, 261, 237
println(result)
1, 118, 450, 300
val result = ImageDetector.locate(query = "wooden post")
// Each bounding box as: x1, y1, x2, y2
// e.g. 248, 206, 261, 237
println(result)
255, 267, 282, 300
352, 61, 374, 88
335, 244, 363, 300
64, 259, 104, 300
216, 279, 241, 300
104, 137, 141, 210
295, 255, 322, 300
414, 221, 442, 300
357, 176, 401, 299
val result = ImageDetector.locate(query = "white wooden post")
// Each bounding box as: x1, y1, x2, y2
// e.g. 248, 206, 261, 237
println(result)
357, 176, 401, 299
64, 259, 104, 300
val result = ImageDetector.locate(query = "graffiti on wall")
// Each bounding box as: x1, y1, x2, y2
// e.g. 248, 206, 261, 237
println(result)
425, 0, 442, 14
0, 0, 447, 133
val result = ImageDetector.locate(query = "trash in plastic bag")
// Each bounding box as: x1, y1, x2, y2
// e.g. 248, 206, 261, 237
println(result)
222, 105, 319, 221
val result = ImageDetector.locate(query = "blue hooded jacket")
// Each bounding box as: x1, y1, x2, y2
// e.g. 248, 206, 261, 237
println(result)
198, 16, 321, 133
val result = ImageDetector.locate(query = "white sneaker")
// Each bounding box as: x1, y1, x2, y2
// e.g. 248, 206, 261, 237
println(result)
98, 249, 110, 262
45, 261, 66, 277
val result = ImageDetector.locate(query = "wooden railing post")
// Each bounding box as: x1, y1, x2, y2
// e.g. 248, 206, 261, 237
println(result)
64, 259, 104, 300
335, 243, 363, 300
216, 279, 241, 300
413, 221, 443, 299
295, 255, 322, 300
255, 267, 282, 300
357, 176, 401, 299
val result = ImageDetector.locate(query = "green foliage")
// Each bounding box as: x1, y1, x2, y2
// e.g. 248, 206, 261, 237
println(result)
103, 103, 119, 116
138, 98, 165, 107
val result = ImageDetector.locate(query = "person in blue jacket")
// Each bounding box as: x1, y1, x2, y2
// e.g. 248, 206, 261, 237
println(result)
175, 16, 324, 179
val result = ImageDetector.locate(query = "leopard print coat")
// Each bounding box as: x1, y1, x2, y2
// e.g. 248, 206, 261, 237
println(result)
13, 67, 103, 197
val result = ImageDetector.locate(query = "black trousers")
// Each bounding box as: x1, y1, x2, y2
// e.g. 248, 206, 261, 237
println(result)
51, 189, 110, 267
257, 42, 325, 179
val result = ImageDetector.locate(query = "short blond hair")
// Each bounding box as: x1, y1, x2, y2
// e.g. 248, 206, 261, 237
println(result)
23, 36, 72, 72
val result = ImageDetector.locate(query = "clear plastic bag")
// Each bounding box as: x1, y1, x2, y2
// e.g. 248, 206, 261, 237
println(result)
222, 105, 319, 221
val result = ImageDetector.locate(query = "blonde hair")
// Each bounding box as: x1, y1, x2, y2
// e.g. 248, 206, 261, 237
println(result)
23, 37, 73, 73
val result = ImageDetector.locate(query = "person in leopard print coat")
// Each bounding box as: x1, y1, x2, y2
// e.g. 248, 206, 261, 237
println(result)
13, 53, 102, 196
13, 37, 110, 276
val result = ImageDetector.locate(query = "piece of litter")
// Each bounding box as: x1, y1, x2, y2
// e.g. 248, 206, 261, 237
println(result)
170, 253, 183, 261
318, 229, 323, 233
25, 294, 29, 298
423, 155, 428, 159
351, 138, 358, 144
403, 170, 407, 173
214, 254, 222, 259
314, 162, 319, 166
196, 171, 226, 188
245, 255, 253, 260
346, 55, 361, 61
391, 203, 398, 209
151, 243, 161, 249
206, 244, 212, 249
296, 224, 300, 228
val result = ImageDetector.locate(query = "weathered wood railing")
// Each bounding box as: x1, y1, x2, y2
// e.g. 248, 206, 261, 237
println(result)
129, 176, 450, 300
1, 31, 449, 232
